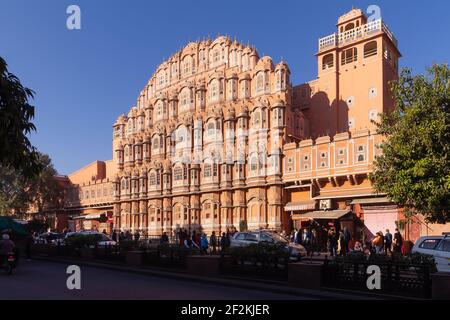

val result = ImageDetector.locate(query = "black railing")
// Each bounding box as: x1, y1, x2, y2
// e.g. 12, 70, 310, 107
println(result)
220, 253, 289, 281
93, 244, 126, 263
322, 257, 432, 298
141, 245, 200, 269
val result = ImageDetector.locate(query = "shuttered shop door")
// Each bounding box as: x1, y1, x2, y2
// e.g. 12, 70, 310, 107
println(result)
362, 206, 398, 239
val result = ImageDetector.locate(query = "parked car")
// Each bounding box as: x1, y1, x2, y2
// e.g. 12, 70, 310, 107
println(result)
65, 231, 117, 246
231, 230, 307, 259
411, 233, 450, 273
35, 232, 65, 245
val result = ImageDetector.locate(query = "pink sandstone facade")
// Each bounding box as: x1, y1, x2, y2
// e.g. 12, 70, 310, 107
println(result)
59, 9, 445, 240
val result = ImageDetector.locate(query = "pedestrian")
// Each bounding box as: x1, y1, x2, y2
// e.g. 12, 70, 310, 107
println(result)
112, 230, 117, 242
393, 228, 403, 255
327, 228, 337, 256
200, 233, 209, 255
338, 230, 347, 256
353, 240, 363, 252
295, 228, 302, 245
160, 232, 169, 245
134, 230, 140, 241
384, 229, 393, 254
311, 229, 320, 256
210, 231, 217, 254
220, 232, 230, 254
102, 229, 107, 235
372, 232, 383, 254
343, 227, 351, 252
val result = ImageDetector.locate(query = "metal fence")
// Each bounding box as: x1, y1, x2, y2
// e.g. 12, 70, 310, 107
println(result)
322, 258, 432, 298
219, 253, 290, 281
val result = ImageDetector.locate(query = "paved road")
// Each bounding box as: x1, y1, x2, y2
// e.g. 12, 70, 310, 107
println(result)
1, 259, 310, 300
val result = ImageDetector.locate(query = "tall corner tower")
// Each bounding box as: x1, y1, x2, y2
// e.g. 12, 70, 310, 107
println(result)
315, 8, 401, 135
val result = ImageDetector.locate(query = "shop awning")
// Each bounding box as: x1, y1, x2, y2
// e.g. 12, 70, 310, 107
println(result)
350, 197, 390, 205
72, 216, 85, 220
285, 201, 316, 211
314, 189, 377, 199
292, 209, 351, 220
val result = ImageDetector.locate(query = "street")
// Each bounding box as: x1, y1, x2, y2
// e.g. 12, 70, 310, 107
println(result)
0, 259, 310, 300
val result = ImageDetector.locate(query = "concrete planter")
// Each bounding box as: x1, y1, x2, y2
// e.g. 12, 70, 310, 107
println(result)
126, 251, 144, 267
186, 255, 221, 277
288, 261, 324, 290
432, 272, 450, 300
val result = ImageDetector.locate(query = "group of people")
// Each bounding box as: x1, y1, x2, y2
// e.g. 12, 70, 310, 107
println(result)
175, 228, 236, 255
371, 228, 403, 254
289, 225, 404, 257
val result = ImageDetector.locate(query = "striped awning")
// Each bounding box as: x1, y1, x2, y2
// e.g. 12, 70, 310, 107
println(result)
292, 209, 351, 220
350, 197, 390, 204
285, 201, 316, 211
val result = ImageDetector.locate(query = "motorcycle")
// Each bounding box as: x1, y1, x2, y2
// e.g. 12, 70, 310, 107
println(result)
1, 252, 16, 275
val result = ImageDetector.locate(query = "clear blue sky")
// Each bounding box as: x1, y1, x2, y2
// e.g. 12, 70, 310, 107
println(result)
1, 0, 449, 175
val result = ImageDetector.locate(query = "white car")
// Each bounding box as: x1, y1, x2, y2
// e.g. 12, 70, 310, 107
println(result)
412, 233, 450, 273
65, 231, 117, 246
231, 230, 307, 258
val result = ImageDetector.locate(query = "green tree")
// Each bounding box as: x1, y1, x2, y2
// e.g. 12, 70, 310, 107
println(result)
370, 64, 450, 223
0, 56, 40, 176
0, 153, 63, 217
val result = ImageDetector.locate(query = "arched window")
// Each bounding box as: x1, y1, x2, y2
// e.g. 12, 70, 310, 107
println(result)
152, 137, 159, 150
182, 56, 192, 77
250, 156, 258, 172
322, 54, 334, 70
203, 164, 211, 178
209, 80, 219, 102
173, 166, 183, 181
155, 101, 163, 119
207, 122, 215, 136
344, 23, 355, 31
341, 48, 357, 65
364, 41, 377, 58
256, 73, 264, 93
252, 110, 261, 128
179, 87, 191, 110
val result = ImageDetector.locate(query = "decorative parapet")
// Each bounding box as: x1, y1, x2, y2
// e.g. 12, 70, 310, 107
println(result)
318, 19, 397, 52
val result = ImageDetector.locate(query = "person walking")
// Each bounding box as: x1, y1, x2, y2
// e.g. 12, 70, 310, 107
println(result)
210, 231, 217, 254
384, 229, 393, 255
338, 230, 347, 256
328, 228, 337, 257
343, 227, 351, 253
393, 228, 403, 255
200, 233, 209, 255
220, 232, 230, 255
372, 232, 383, 254
160, 232, 169, 245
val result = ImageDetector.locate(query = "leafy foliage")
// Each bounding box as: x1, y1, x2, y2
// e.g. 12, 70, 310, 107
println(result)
371, 64, 450, 223
0, 57, 40, 177
65, 234, 103, 248
0, 152, 63, 216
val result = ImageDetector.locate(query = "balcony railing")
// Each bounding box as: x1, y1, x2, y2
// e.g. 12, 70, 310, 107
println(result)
318, 19, 397, 51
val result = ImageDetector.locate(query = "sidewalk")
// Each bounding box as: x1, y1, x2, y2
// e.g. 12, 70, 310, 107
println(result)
31, 254, 402, 300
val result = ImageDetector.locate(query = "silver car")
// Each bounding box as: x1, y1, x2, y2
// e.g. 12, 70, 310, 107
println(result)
231, 230, 307, 258
412, 233, 450, 273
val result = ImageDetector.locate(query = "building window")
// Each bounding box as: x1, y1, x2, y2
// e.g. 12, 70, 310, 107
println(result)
203, 164, 211, 178
369, 109, 377, 121
174, 167, 183, 181
322, 54, 334, 70
256, 73, 264, 93
364, 41, 378, 58
341, 47, 357, 65
369, 87, 377, 99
